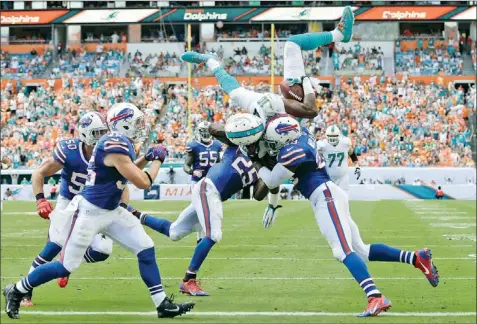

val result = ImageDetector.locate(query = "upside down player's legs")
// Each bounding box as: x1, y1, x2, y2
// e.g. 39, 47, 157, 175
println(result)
283, 41, 306, 80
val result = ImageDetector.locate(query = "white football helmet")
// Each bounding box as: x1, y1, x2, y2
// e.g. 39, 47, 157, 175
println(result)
78, 112, 108, 146
263, 114, 301, 155
325, 125, 340, 146
196, 121, 212, 143
225, 113, 264, 146
106, 102, 145, 141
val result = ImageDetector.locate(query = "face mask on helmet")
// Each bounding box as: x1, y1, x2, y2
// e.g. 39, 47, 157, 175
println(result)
327, 135, 340, 146
263, 139, 280, 156
197, 127, 212, 143
239, 142, 260, 160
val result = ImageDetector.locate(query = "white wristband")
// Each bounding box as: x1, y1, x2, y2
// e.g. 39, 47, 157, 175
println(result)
302, 77, 314, 96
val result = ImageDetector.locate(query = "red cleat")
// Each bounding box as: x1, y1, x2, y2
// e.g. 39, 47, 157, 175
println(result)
57, 276, 69, 288
357, 295, 392, 317
179, 279, 209, 296
414, 248, 439, 287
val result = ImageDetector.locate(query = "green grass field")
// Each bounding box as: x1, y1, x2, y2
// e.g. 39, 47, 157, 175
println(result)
1, 199, 476, 323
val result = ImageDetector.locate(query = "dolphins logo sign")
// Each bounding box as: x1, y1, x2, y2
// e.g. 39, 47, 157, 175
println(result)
275, 123, 299, 135
110, 108, 135, 128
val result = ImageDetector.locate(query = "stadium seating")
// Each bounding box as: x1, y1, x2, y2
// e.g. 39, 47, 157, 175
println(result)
1, 75, 474, 169
1, 51, 52, 79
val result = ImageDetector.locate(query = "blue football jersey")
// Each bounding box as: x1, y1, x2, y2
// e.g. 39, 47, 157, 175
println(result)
206, 145, 258, 201
186, 140, 223, 183
81, 133, 136, 210
277, 129, 331, 199
52, 138, 89, 201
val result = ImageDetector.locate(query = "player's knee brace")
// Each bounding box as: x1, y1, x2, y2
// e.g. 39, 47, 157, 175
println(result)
209, 230, 222, 243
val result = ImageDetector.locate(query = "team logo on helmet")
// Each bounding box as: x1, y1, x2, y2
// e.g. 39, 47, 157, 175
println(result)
79, 116, 93, 128
275, 123, 299, 135
110, 108, 134, 128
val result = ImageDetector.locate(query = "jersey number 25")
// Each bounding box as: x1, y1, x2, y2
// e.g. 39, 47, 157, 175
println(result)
232, 157, 257, 187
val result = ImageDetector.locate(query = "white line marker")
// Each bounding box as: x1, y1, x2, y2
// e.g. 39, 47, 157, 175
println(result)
415, 212, 469, 215
421, 216, 476, 221
2, 276, 474, 281
431, 223, 476, 229
3, 311, 475, 317
2, 256, 475, 261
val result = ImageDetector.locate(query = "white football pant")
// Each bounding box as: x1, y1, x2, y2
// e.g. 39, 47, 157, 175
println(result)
283, 41, 306, 80
61, 196, 153, 272
48, 195, 113, 255
309, 181, 369, 262
169, 178, 223, 243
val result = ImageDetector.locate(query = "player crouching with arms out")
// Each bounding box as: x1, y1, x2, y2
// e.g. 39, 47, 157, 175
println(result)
3, 103, 195, 319
127, 113, 271, 296
251, 115, 439, 317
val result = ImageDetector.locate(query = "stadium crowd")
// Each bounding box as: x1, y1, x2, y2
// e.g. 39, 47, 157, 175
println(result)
1, 72, 474, 169
395, 38, 469, 76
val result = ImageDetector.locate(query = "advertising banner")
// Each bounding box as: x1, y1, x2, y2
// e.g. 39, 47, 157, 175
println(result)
451, 6, 477, 20
141, 7, 268, 23
354, 6, 457, 20
159, 184, 193, 201
63, 9, 159, 24
0, 10, 69, 25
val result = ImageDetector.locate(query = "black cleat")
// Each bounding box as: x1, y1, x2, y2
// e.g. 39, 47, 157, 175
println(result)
3, 284, 25, 319
157, 295, 195, 318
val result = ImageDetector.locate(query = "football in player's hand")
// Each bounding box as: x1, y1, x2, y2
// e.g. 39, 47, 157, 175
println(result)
280, 79, 304, 102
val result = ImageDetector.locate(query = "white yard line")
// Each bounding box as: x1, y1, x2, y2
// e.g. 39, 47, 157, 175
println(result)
3, 243, 475, 248
2, 256, 475, 261
2, 276, 474, 281
2, 311, 475, 317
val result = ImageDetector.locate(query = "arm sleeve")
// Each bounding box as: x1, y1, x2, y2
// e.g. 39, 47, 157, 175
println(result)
258, 163, 295, 190
52, 141, 66, 166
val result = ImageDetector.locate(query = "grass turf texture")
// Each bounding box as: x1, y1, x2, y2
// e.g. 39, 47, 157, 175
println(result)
1, 200, 476, 323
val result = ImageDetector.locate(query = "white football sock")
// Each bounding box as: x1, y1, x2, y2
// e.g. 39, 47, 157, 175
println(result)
206, 58, 221, 71
331, 29, 344, 43
152, 291, 167, 307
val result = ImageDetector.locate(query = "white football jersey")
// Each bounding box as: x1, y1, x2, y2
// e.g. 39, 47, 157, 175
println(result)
316, 137, 351, 180
249, 93, 286, 124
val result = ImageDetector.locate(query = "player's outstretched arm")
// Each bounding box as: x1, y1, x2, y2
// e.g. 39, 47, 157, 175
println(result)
183, 152, 194, 175
209, 123, 234, 146
31, 158, 62, 197
32, 158, 62, 219
253, 179, 270, 201
283, 77, 318, 118
135, 156, 149, 170
255, 161, 296, 190
105, 154, 161, 189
